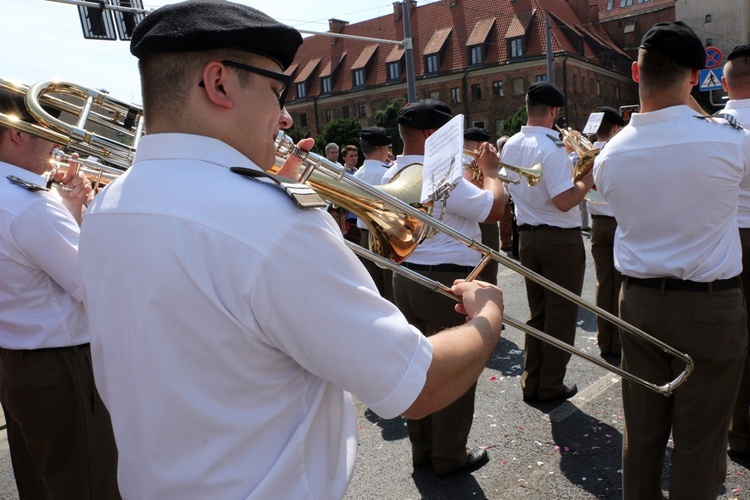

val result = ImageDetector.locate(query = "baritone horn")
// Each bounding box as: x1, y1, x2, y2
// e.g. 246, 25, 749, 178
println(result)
273, 133, 694, 396
0, 78, 144, 188
556, 125, 606, 204
463, 148, 542, 186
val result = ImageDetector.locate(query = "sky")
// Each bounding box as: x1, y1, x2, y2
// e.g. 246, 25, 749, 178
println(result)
0, 0, 433, 106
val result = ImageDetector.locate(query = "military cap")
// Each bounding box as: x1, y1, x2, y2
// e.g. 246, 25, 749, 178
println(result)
639, 21, 705, 70
728, 44, 750, 62
360, 126, 391, 146
596, 106, 626, 127
527, 82, 565, 107
0, 87, 60, 123
396, 99, 453, 130
463, 127, 491, 142
130, 0, 303, 70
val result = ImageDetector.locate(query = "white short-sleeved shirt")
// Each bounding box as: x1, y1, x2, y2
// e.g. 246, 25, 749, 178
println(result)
501, 126, 580, 228
0, 162, 88, 349
381, 155, 494, 266
353, 158, 391, 229
79, 134, 432, 499
586, 141, 615, 217
721, 99, 750, 228
593, 105, 750, 280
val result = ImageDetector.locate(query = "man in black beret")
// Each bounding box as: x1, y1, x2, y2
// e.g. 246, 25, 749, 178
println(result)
353, 126, 394, 300
722, 42, 750, 463
382, 101, 507, 476
0, 89, 119, 498
500, 82, 594, 406
79, 1, 506, 497
594, 21, 750, 499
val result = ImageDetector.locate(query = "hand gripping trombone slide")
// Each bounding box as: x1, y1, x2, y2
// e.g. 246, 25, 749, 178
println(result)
273, 133, 694, 396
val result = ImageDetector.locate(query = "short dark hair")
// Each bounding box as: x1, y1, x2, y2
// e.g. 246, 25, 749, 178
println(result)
637, 48, 692, 94
341, 145, 358, 156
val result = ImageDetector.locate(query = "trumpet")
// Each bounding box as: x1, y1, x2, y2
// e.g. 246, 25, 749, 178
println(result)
274, 133, 694, 396
463, 148, 542, 186
556, 126, 606, 204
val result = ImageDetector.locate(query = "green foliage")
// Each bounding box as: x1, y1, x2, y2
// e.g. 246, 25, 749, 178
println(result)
314, 118, 362, 157
502, 105, 527, 137
375, 98, 405, 155
285, 124, 312, 144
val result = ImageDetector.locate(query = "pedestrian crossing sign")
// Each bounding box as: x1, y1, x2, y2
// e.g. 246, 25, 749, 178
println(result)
699, 68, 723, 91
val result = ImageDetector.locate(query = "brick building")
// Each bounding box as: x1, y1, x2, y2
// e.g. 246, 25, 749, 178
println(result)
284, 0, 673, 139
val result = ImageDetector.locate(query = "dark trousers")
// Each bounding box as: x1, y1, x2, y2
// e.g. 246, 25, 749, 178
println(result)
590, 215, 622, 354
393, 268, 476, 473
0, 344, 120, 500
518, 226, 585, 399
730, 227, 750, 453
620, 282, 746, 500
478, 222, 499, 285
500, 199, 514, 250
358, 229, 394, 302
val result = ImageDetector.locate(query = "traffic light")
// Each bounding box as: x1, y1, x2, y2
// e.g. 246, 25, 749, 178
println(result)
77, 0, 145, 41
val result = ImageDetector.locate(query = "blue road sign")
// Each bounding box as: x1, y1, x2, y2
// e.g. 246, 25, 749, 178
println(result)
700, 68, 723, 91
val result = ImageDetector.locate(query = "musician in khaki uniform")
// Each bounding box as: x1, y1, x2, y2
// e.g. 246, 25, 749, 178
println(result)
594, 22, 750, 499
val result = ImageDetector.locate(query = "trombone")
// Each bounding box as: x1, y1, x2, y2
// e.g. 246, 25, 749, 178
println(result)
274, 133, 694, 396
463, 148, 542, 186
0, 78, 143, 186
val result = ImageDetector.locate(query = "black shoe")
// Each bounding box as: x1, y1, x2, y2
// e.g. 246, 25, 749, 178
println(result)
413, 458, 431, 468
539, 384, 578, 403
522, 393, 538, 403
435, 447, 489, 476
729, 449, 750, 460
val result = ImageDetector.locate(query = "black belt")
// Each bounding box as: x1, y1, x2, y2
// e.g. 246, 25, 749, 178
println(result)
0, 343, 89, 354
623, 276, 740, 292
591, 215, 615, 220
517, 224, 580, 232
403, 262, 473, 273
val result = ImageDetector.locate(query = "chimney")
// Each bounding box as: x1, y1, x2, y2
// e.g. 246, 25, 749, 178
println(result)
565, 0, 590, 24
393, 2, 402, 22
328, 18, 349, 33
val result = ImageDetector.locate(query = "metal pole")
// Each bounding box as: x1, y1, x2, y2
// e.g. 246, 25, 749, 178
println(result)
545, 16, 555, 86
402, 1, 418, 103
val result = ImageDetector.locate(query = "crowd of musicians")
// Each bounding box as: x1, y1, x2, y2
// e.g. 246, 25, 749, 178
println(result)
2, 0, 750, 498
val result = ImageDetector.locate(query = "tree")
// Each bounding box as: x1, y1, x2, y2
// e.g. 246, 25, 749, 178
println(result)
502, 105, 527, 137
315, 118, 362, 160
375, 98, 405, 155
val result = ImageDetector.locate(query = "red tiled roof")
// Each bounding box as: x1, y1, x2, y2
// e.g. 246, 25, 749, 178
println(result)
293, 58, 321, 83
505, 16, 525, 39
319, 53, 346, 78
288, 0, 632, 101
283, 63, 298, 77
467, 18, 495, 46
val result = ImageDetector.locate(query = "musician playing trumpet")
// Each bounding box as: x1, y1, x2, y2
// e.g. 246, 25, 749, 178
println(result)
0, 89, 119, 498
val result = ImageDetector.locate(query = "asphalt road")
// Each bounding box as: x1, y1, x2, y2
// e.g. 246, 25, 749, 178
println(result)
0, 232, 748, 499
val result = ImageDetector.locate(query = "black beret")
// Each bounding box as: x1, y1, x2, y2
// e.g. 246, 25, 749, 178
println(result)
527, 82, 565, 107
130, 0, 303, 70
639, 21, 704, 70
0, 87, 61, 123
595, 106, 626, 127
728, 44, 750, 62
360, 126, 391, 146
464, 127, 491, 142
396, 99, 453, 130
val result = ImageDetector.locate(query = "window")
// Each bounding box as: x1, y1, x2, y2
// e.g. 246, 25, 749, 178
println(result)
620, 0, 633, 6
582, 78, 587, 93
325, 109, 333, 123
353, 69, 366, 87
495, 119, 505, 134
616, 85, 621, 100
469, 45, 484, 65
321, 76, 332, 94
590, 79, 595, 93
513, 78, 524, 95
450, 87, 461, 103
430, 91, 441, 100
387, 62, 401, 81
493, 81, 504, 97
536, 74, 547, 82
509, 38, 523, 58
705, 14, 712, 23
624, 19, 636, 33
471, 84, 482, 101
706, 38, 713, 46
342, 106, 349, 119
425, 54, 440, 74
296, 82, 306, 99
596, 81, 601, 96
299, 113, 308, 127
606, 0, 614, 9
357, 103, 366, 117
472, 121, 485, 129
